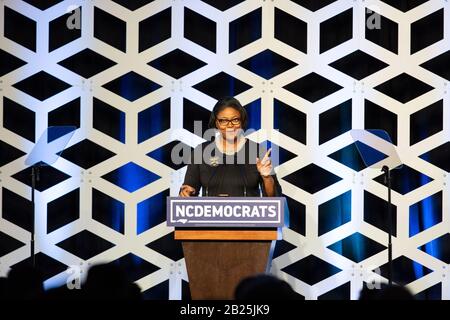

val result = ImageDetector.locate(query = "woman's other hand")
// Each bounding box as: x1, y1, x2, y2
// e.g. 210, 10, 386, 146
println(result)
179, 185, 196, 197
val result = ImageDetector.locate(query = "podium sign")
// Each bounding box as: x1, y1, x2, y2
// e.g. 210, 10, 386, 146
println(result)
167, 197, 285, 227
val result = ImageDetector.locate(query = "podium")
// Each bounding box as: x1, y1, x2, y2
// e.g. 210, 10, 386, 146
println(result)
167, 197, 285, 300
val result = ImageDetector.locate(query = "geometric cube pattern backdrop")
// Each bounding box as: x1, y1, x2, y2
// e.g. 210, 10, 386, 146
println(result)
0, 0, 449, 299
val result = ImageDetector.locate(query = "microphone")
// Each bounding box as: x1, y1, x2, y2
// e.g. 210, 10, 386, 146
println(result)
205, 163, 220, 197
205, 167, 219, 196
238, 164, 248, 197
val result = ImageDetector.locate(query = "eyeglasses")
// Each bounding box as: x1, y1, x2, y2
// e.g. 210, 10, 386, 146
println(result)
216, 118, 241, 126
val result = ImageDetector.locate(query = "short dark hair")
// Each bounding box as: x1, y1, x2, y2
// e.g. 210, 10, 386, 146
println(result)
208, 96, 248, 129
359, 284, 414, 300
234, 274, 299, 300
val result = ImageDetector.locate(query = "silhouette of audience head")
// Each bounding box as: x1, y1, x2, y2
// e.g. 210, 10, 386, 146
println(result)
83, 263, 142, 300
234, 274, 299, 300
0, 262, 143, 300
6, 264, 45, 300
0, 277, 8, 300
359, 283, 414, 300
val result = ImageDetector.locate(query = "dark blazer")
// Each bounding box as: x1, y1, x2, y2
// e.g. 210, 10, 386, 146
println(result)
182, 138, 282, 197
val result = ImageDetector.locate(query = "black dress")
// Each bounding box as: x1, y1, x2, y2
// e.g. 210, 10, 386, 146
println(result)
182, 138, 282, 197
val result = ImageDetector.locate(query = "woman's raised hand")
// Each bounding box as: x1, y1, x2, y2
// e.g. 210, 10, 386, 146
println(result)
256, 148, 272, 177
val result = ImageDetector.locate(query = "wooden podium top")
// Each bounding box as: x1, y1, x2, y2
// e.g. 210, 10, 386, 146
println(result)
174, 229, 278, 240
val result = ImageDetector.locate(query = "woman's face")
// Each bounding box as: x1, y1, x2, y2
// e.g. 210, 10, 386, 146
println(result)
216, 106, 242, 142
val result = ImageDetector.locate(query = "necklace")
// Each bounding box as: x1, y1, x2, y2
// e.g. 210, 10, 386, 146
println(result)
216, 135, 246, 155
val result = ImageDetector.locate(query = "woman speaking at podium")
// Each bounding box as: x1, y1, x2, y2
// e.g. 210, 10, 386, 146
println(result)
179, 96, 281, 197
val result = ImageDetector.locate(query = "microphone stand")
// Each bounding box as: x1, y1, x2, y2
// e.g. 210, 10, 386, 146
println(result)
381, 165, 393, 286
30, 164, 40, 268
